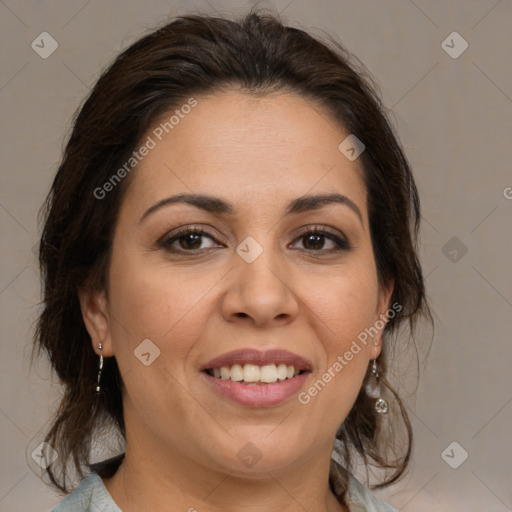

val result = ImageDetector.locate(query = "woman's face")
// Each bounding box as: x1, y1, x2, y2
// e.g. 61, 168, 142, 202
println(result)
81, 90, 392, 477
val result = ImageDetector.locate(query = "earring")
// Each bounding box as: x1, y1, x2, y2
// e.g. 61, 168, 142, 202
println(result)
366, 359, 389, 414
95, 343, 104, 394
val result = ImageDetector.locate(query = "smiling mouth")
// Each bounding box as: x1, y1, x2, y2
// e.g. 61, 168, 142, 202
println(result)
203, 363, 309, 385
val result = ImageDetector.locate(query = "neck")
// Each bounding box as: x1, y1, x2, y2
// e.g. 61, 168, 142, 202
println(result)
102, 438, 347, 512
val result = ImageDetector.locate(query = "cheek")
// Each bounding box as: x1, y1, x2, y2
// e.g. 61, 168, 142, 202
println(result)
106, 254, 211, 418
107, 248, 223, 366
304, 267, 378, 401
309, 266, 380, 342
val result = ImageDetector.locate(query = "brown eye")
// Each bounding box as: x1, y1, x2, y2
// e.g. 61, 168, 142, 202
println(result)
175, 232, 204, 250
292, 228, 350, 252
160, 227, 221, 253
302, 233, 326, 250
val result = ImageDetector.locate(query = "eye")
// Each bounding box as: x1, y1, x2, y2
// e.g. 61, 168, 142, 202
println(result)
159, 225, 350, 255
159, 226, 223, 253
291, 227, 350, 253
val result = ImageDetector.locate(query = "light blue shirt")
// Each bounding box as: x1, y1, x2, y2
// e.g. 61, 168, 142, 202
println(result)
51, 471, 397, 512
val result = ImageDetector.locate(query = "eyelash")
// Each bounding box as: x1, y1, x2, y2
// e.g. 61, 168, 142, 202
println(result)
158, 225, 350, 255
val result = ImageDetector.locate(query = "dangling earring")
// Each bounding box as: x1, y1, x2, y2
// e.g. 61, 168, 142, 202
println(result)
95, 343, 104, 395
366, 359, 389, 414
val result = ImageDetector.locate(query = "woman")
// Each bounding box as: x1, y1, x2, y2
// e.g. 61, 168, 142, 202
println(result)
35, 10, 432, 511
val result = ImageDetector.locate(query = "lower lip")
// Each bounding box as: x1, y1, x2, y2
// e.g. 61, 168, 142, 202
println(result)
202, 371, 310, 407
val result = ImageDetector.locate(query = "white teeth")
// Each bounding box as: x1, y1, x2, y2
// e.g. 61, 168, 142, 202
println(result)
260, 364, 277, 383
276, 364, 287, 380
209, 363, 303, 383
230, 364, 243, 382
243, 364, 260, 382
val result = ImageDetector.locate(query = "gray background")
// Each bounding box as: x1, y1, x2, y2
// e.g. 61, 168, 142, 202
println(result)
1, 0, 511, 510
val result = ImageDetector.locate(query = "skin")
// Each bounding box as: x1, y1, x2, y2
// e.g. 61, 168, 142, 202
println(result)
79, 89, 393, 512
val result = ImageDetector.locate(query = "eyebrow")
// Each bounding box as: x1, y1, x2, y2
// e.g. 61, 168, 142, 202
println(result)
139, 192, 363, 226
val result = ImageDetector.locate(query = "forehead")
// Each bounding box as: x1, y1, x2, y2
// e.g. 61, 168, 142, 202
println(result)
120, 90, 368, 222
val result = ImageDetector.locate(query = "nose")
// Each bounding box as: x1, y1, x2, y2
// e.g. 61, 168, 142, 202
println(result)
220, 243, 300, 328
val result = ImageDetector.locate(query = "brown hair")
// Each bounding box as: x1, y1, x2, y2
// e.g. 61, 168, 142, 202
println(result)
33, 10, 432, 499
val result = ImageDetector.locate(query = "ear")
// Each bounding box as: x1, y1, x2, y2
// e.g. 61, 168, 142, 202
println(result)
370, 278, 395, 360
78, 287, 114, 357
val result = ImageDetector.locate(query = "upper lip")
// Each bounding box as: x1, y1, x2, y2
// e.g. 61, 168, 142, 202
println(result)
201, 349, 313, 372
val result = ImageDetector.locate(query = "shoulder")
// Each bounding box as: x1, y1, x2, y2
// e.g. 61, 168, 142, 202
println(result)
345, 473, 398, 512
51, 472, 122, 512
